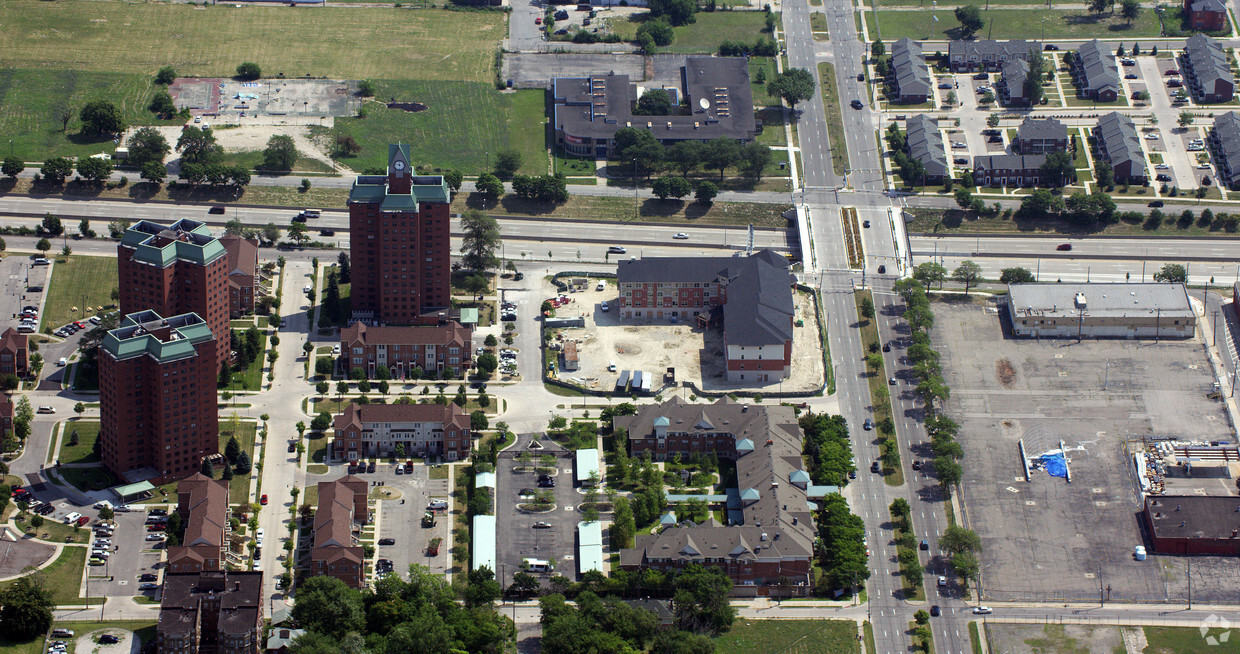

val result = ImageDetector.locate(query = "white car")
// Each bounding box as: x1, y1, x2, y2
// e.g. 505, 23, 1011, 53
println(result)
1188, 145, 1204, 151
600, 301, 609, 312
1155, 163, 1170, 169
255, 528, 265, 546
1145, 134, 1159, 140
937, 576, 948, 586
973, 606, 994, 614
146, 533, 166, 541
331, 345, 341, 356
672, 232, 688, 239
56, 358, 67, 367
1198, 163, 1212, 169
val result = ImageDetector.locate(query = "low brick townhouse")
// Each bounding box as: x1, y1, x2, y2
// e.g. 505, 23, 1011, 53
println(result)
310, 476, 368, 589
340, 320, 472, 380
332, 401, 472, 462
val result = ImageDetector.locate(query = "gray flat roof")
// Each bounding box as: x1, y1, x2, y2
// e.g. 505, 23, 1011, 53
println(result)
1008, 283, 1194, 320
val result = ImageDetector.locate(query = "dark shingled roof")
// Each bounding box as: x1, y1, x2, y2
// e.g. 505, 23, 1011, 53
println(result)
1184, 34, 1234, 95
159, 572, 262, 640
617, 249, 794, 347
1017, 117, 1067, 143
1211, 111, 1240, 187
1075, 39, 1120, 97
553, 57, 757, 143
1000, 58, 1030, 103
905, 114, 948, 178
1190, 0, 1226, 12
948, 39, 1037, 61
891, 38, 931, 99
1096, 111, 1146, 179
973, 153, 1047, 172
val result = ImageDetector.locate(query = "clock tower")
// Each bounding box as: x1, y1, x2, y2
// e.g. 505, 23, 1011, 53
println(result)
387, 143, 413, 194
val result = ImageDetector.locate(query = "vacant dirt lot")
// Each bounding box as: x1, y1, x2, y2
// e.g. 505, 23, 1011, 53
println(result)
547, 277, 825, 393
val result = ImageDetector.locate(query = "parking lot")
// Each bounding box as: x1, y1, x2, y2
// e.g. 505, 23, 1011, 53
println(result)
493, 436, 578, 586
88, 511, 165, 598
934, 296, 1235, 603
370, 463, 452, 581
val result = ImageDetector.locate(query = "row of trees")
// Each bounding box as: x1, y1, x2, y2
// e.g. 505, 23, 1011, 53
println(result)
816, 493, 870, 594
614, 128, 776, 183
800, 412, 854, 486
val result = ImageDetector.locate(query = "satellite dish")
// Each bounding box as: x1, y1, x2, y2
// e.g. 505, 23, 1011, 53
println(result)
698, 98, 709, 110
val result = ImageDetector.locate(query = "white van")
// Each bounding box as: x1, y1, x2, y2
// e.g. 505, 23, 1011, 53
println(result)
608, 361, 616, 372
596, 281, 606, 291
427, 500, 448, 511
524, 558, 553, 573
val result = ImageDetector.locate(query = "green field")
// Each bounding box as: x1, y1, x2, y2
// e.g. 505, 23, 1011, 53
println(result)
56, 420, 100, 465
224, 331, 267, 392
0, 1, 502, 83
608, 11, 771, 54
714, 619, 861, 654
15, 512, 91, 545
0, 69, 183, 162
868, 8, 1163, 40
40, 255, 119, 333
0, 546, 87, 605
1144, 626, 1238, 654
217, 418, 258, 504
323, 84, 546, 175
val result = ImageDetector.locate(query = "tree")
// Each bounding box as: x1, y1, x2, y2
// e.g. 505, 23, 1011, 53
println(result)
859, 296, 875, 319
335, 135, 362, 156
465, 566, 502, 607
1, 156, 23, 179
291, 576, 364, 638
702, 138, 740, 181
739, 143, 772, 181
954, 188, 973, 210
649, 0, 698, 25
79, 100, 125, 138
76, 157, 113, 185
672, 564, 736, 634
176, 126, 221, 165
871, 38, 886, 58
287, 221, 309, 246
235, 450, 252, 475
1153, 263, 1188, 283
934, 456, 963, 489
337, 251, 351, 284
952, 261, 983, 295
155, 66, 177, 85
1025, 53, 1047, 106
890, 497, 911, 520
225, 435, 241, 463
635, 89, 674, 115
695, 181, 718, 204
954, 5, 984, 38
940, 525, 982, 557
201, 458, 215, 478
1096, 160, 1114, 189
986, 114, 1001, 128
443, 169, 463, 192
1120, 0, 1141, 23
0, 576, 55, 640
262, 135, 298, 171
913, 262, 947, 292
1040, 151, 1073, 186
1020, 188, 1065, 217
1088, 0, 1110, 14
767, 68, 815, 109
39, 157, 74, 185
475, 353, 498, 377
148, 90, 177, 119
474, 172, 505, 203
494, 148, 522, 179
636, 16, 676, 49
999, 267, 1036, 284
611, 496, 636, 548
459, 209, 502, 272
652, 175, 692, 200
236, 62, 262, 80
126, 127, 171, 168
666, 141, 705, 177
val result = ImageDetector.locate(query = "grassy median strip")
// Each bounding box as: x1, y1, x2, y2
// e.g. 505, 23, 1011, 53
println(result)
968, 622, 983, 654
855, 289, 903, 486
890, 504, 926, 602
817, 62, 850, 177
910, 620, 936, 654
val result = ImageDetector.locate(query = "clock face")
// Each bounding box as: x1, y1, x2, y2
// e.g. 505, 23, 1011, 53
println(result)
394, 161, 406, 171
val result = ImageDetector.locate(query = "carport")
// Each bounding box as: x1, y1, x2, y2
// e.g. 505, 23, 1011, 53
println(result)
113, 481, 155, 504
577, 520, 603, 577
473, 515, 496, 574
575, 449, 599, 486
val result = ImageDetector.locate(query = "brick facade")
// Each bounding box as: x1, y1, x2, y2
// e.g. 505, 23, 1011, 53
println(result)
332, 402, 471, 462
339, 321, 472, 379
310, 476, 368, 589
0, 328, 28, 378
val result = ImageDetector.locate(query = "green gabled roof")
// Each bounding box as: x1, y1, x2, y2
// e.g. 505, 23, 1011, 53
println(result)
123, 219, 226, 268
103, 311, 214, 363
347, 173, 450, 208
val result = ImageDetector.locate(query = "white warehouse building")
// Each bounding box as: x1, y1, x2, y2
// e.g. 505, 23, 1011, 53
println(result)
1007, 283, 1196, 339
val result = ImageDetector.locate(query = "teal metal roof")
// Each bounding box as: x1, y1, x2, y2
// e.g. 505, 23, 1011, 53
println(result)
102, 311, 214, 363
736, 438, 754, 452
577, 521, 604, 575
740, 488, 760, 501
575, 448, 600, 483
348, 174, 450, 207
653, 416, 670, 427
790, 470, 810, 484
475, 471, 496, 488
113, 480, 155, 498
123, 219, 225, 268
458, 308, 479, 325
659, 511, 678, 525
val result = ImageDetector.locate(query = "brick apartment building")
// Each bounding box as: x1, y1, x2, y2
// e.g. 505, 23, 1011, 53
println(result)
1184, 0, 1227, 31
119, 220, 230, 372
348, 145, 452, 325
616, 398, 817, 595
0, 394, 12, 441
0, 328, 28, 378
1071, 40, 1120, 102
99, 311, 219, 485
1013, 118, 1069, 154
617, 250, 795, 384
219, 235, 259, 318
339, 320, 472, 379
1182, 34, 1236, 104
166, 473, 228, 575
311, 476, 368, 589
973, 153, 1052, 187
332, 402, 471, 461
948, 39, 1037, 72
158, 571, 263, 654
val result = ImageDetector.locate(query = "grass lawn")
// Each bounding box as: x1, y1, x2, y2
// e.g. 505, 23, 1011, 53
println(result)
429, 465, 449, 480
215, 150, 336, 175
56, 466, 118, 493
223, 331, 267, 391
1144, 626, 1240, 654
818, 62, 849, 177
217, 418, 258, 504
454, 193, 793, 228
892, 517, 926, 601
55, 621, 157, 647
554, 148, 596, 176
0, 2, 502, 83
55, 420, 100, 465
15, 513, 91, 545
856, 289, 904, 486
0, 546, 87, 605
714, 619, 860, 654
756, 107, 790, 147
307, 432, 329, 465
811, 12, 830, 38
910, 620, 935, 654
322, 84, 546, 175
0, 69, 184, 163
868, 8, 1162, 41
609, 11, 771, 54
40, 255, 118, 333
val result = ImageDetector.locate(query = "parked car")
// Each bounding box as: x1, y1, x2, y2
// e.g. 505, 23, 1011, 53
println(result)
1156, 174, 1172, 181
1155, 163, 1170, 170
146, 534, 165, 541
140, 573, 158, 582
1044, 44, 1059, 50
139, 582, 159, 591
937, 82, 953, 90
974, 72, 989, 80
100, 634, 120, 644
533, 521, 552, 529
378, 537, 396, 545
1125, 73, 1138, 79
1168, 79, 1183, 87
63, 512, 81, 524
37, 406, 54, 414
260, 494, 268, 505
1166, 69, 1180, 75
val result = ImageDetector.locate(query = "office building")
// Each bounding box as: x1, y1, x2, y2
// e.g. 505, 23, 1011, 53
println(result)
99, 311, 219, 485
1006, 283, 1195, 339
348, 145, 452, 325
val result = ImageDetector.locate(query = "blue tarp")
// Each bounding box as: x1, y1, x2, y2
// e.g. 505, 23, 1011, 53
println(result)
1040, 453, 1068, 478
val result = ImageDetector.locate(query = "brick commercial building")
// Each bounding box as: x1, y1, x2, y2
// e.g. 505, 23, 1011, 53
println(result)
1013, 118, 1069, 154
158, 571, 263, 654
1072, 39, 1120, 102
1095, 112, 1148, 184
311, 476, 368, 589
348, 145, 452, 325
1142, 495, 1240, 555
219, 235, 259, 318
1184, 0, 1228, 31
339, 320, 472, 379
1006, 283, 1195, 339
99, 311, 219, 485
616, 398, 817, 595
551, 57, 758, 158
118, 220, 229, 373
1182, 34, 1235, 104
948, 39, 1037, 72
332, 402, 471, 462
617, 250, 795, 384
167, 473, 228, 575
0, 328, 28, 378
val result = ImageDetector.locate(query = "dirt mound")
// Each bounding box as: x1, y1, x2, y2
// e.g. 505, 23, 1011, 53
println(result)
996, 358, 1017, 387
615, 342, 643, 356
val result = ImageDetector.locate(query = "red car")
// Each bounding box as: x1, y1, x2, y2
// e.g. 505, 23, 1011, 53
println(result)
1166, 69, 1180, 75
146, 524, 164, 532
74, 516, 90, 527
1056, 243, 1072, 251
74, 321, 86, 329
260, 494, 268, 505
